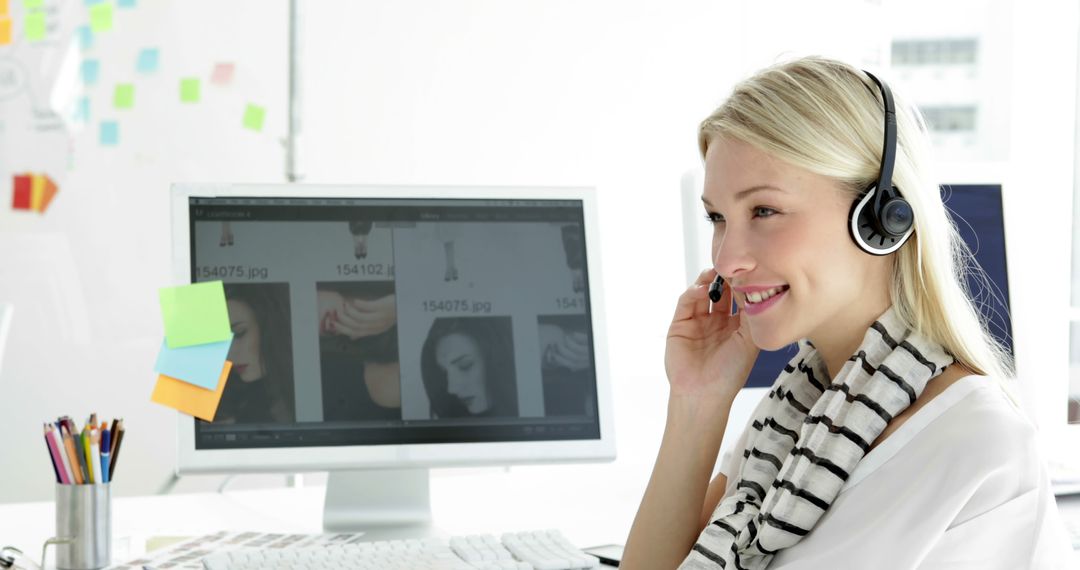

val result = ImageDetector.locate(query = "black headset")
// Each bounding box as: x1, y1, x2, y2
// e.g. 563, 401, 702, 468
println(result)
848, 70, 914, 256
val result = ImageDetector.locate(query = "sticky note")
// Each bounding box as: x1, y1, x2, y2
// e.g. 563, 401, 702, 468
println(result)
28, 174, 57, 213
81, 60, 99, 85
159, 281, 232, 348
23, 0, 42, 8
113, 83, 134, 109
24, 11, 45, 41
12, 174, 30, 210
74, 96, 90, 122
179, 78, 200, 103
136, 48, 158, 73
83, 0, 103, 4
118, 0, 135, 7
0, 0, 8, 15
242, 104, 265, 131
77, 26, 92, 50
0, 17, 10, 46
151, 361, 232, 422
89, 3, 112, 32
99, 121, 118, 146
154, 335, 232, 390
211, 62, 234, 86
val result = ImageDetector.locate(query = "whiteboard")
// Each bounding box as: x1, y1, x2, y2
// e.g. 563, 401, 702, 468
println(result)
0, 0, 288, 502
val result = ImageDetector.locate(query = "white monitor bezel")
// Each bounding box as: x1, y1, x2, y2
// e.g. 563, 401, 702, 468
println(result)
172, 183, 615, 474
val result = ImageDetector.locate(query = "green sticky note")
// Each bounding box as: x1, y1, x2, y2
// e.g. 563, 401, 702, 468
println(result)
113, 83, 135, 109
23, 0, 44, 8
24, 11, 45, 41
180, 78, 200, 103
89, 3, 112, 33
242, 104, 265, 131
159, 281, 232, 348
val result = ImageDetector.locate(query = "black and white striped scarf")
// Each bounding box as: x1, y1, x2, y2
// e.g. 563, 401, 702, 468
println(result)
680, 306, 954, 569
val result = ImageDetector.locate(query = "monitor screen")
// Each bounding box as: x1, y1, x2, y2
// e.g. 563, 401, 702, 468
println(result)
188, 196, 600, 448
743, 184, 1013, 388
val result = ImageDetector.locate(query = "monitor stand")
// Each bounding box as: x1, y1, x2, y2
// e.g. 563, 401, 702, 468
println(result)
322, 468, 440, 540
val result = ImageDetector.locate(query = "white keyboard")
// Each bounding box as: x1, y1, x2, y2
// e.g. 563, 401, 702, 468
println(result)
201, 529, 600, 570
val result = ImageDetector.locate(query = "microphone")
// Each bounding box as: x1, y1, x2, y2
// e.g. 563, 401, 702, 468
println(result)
708, 274, 724, 303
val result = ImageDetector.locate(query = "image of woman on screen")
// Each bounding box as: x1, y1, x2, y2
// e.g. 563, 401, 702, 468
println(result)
213, 283, 296, 424
420, 317, 519, 419
318, 281, 401, 421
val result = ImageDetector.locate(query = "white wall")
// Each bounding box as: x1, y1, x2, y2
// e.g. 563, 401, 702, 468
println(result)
0, 0, 1077, 547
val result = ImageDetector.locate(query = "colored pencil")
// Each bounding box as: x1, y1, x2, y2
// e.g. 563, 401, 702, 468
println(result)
43, 424, 62, 483
109, 419, 124, 480
61, 425, 84, 485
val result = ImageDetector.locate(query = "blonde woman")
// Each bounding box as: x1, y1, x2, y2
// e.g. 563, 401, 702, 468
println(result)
623, 57, 1073, 569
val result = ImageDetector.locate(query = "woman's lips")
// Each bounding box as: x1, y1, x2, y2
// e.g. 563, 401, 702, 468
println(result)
741, 287, 788, 316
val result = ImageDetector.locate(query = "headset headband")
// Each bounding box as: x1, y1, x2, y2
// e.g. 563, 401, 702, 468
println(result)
862, 70, 897, 213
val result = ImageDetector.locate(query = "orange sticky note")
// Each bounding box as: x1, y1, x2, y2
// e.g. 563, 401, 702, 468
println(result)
151, 361, 231, 421
0, 17, 11, 46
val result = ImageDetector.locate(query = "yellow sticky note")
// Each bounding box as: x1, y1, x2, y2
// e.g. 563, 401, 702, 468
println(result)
0, 0, 9, 16
151, 361, 231, 422
0, 17, 11, 46
29, 174, 44, 211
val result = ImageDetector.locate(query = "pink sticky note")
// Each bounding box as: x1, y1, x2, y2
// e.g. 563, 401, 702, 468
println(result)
211, 62, 234, 86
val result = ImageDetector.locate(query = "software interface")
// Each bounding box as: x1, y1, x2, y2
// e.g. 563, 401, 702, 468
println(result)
742, 184, 1013, 388
189, 197, 599, 448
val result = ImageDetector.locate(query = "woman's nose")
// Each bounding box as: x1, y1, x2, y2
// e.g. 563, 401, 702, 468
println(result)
446, 371, 463, 395
712, 229, 754, 279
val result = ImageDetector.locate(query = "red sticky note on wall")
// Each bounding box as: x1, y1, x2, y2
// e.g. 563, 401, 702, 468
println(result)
12, 174, 31, 210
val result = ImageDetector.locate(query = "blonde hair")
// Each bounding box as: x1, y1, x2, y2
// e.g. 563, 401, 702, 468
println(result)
698, 56, 1015, 398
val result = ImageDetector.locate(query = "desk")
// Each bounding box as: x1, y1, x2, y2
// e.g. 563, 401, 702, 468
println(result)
0, 467, 636, 569
3, 473, 1080, 568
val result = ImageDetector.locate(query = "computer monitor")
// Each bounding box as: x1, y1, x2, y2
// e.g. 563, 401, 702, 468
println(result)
170, 184, 614, 536
680, 175, 1013, 389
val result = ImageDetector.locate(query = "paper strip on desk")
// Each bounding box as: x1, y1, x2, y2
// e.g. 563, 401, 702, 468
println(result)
151, 361, 231, 422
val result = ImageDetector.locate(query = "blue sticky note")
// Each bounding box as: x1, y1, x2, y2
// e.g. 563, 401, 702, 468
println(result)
74, 97, 90, 122
154, 335, 233, 390
81, 59, 99, 85
78, 26, 93, 50
136, 48, 158, 73
100, 121, 118, 145
118, 0, 136, 7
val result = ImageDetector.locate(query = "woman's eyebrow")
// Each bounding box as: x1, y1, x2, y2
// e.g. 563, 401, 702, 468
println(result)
701, 185, 786, 207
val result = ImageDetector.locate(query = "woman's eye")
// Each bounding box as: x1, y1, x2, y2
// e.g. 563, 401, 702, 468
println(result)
704, 212, 724, 225
753, 206, 778, 218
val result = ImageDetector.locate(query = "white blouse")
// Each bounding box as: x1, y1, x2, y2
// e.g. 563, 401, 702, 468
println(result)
716, 375, 1076, 569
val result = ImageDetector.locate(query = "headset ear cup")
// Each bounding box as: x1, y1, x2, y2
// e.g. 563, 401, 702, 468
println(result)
849, 186, 913, 256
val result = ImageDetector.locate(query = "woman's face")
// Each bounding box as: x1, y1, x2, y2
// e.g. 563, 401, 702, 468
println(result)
702, 136, 893, 351
435, 332, 490, 414
227, 299, 264, 382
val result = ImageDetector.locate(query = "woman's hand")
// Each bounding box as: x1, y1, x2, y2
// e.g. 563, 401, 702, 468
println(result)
329, 294, 397, 339
317, 290, 346, 335
539, 324, 592, 371
664, 268, 758, 400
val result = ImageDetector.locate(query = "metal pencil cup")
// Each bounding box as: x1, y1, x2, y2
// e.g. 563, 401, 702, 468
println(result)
54, 483, 111, 570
